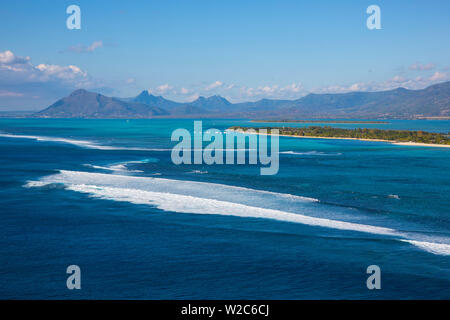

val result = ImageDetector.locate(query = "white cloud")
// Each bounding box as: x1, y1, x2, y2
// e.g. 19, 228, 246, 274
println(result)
146, 83, 174, 95
312, 72, 449, 94
35, 64, 87, 81
392, 75, 405, 82
180, 87, 190, 94
4, 48, 447, 107
187, 94, 199, 101
68, 41, 104, 53
0, 50, 100, 107
0, 50, 90, 86
205, 80, 223, 90
87, 41, 103, 52
0, 50, 30, 65
429, 71, 447, 81
156, 83, 172, 92
137, 81, 305, 102
409, 63, 435, 71
236, 82, 304, 100
0, 90, 24, 97
281, 83, 303, 93
349, 83, 361, 91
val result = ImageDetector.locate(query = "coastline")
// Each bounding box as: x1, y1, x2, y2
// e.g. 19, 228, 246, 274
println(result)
251, 120, 388, 124
227, 129, 450, 148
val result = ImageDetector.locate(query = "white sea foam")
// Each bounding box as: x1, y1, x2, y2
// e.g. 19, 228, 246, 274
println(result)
83, 158, 157, 173
24, 181, 49, 188
401, 240, 450, 256
66, 184, 399, 236
0, 133, 258, 154
280, 151, 342, 156
25, 170, 450, 256
83, 163, 142, 172
189, 170, 208, 174
0, 133, 171, 151
25, 171, 398, 236
32, 170, 319, 204
84, 164, 120, 171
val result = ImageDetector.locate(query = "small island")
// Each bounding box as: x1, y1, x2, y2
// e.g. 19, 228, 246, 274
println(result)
229, 126, 450, 146
251, 120, 388, 124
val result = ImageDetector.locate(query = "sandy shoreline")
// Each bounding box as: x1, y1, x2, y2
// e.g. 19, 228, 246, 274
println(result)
226, 129, 450, 148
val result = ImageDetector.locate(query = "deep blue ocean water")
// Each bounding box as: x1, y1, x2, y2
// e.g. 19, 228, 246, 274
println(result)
0, 118, 449, 299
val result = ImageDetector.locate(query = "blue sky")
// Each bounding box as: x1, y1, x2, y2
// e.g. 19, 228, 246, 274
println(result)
0, 0, 449, 110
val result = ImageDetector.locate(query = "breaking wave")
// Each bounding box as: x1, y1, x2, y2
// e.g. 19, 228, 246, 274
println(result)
0, 133, 171, 151
83, 158, 159, 173
401, 240, 450, 256
67, 184, 398, 235
23, 170, 450, 255
280, 151, 343, 156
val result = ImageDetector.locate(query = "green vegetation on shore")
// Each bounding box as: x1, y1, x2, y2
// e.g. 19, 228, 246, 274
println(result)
230, 126, 450, 145
251, 120, 388, 124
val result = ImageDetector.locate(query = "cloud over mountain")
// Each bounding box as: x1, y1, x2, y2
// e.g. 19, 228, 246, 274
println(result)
34, 81, 450, 119
1, 49, 449, 111
0, 50, 106, 109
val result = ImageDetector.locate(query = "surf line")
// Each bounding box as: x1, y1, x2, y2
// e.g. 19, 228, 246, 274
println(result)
171, 121, 279, 175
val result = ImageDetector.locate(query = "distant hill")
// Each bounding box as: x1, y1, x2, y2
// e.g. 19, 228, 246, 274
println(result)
283, 81, 450, 118
34, 81, 450, 119
187, 95, 232, 111
131, 90, 181, 110
129, 92, 233, 115
174, 95, 233, 115
36, 89, 168, 118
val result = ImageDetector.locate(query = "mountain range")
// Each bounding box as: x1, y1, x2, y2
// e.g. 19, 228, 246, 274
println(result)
35, 81, 450, 119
